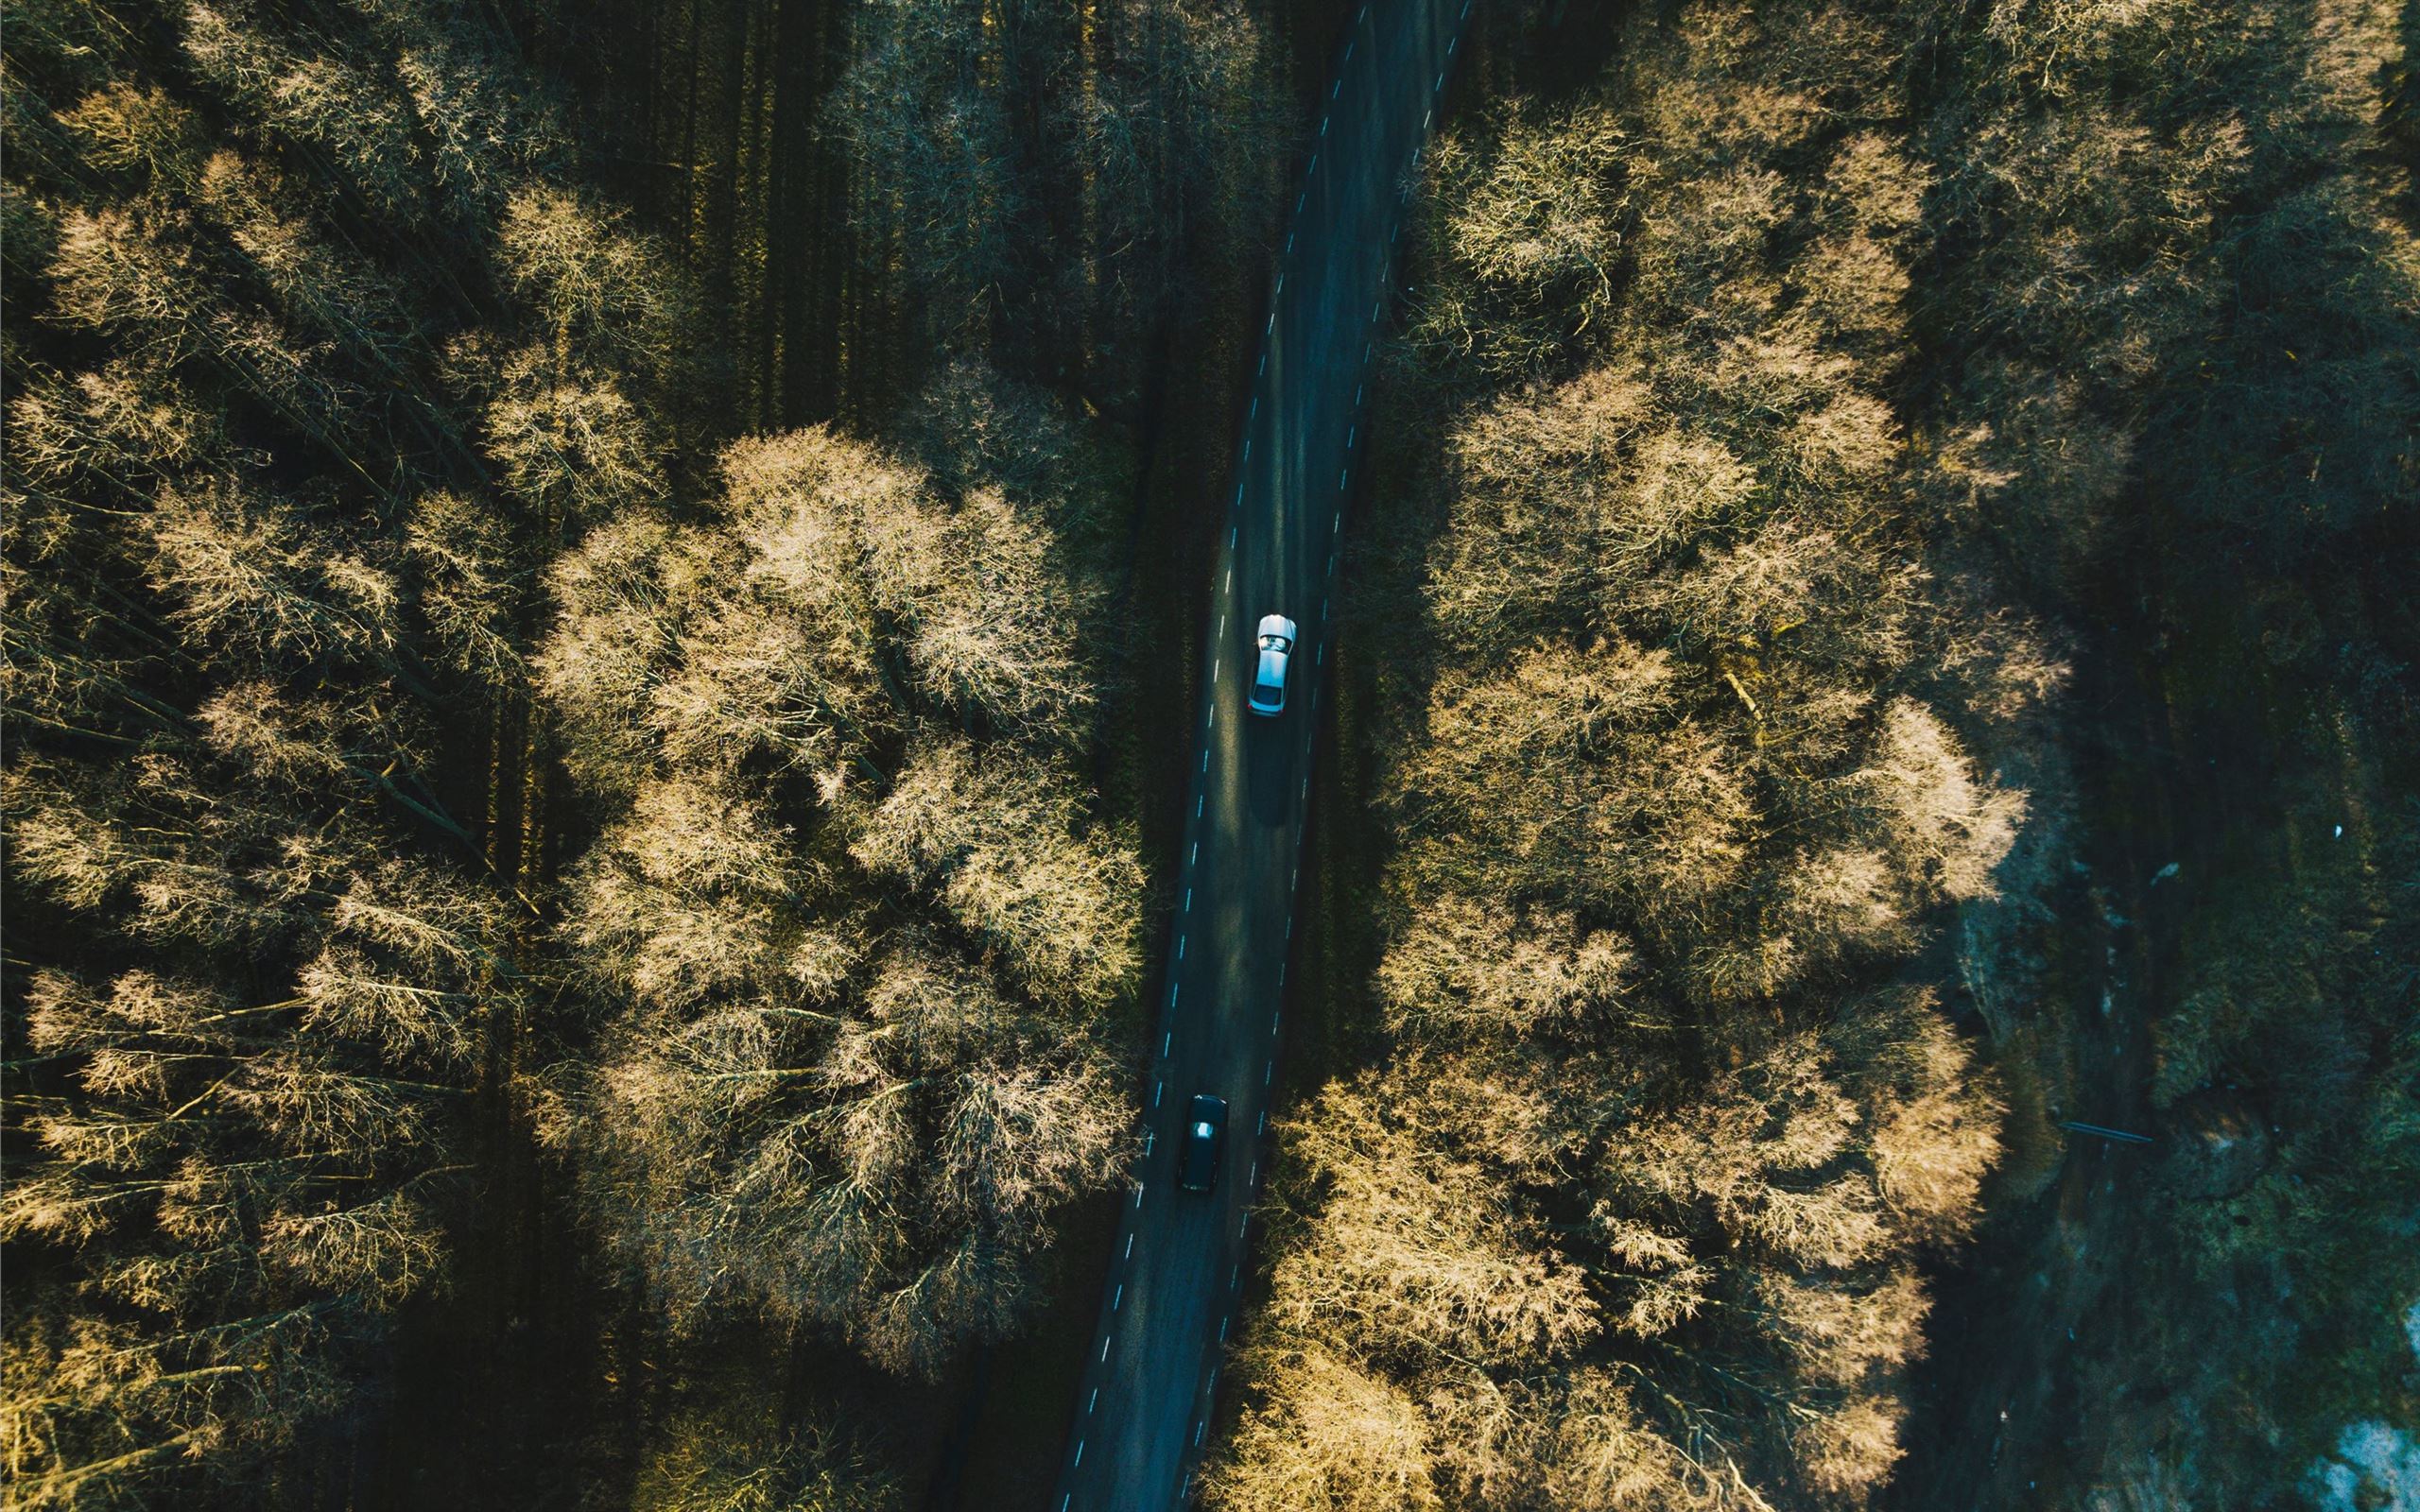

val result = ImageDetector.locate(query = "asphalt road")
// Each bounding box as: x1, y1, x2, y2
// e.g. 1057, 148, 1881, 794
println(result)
1047, 3, 1472, 1506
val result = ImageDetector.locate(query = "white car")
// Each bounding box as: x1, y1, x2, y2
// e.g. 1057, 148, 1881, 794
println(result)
1249, 614, 1297, 716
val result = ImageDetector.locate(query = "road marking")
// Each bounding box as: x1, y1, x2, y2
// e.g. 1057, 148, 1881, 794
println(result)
1113, 1284, 1123, 1312
1208, 704, 1215, 730
1224, 567, 1232, 593
1162, 1032, 1172, 1057
1317, 642, 1324, 666
1348, 424, 1356, 449
1231, 1263, 1240, 1289
1334, 75, 1343, 96
1191, 839, 1200, 864
1219, 1316, 1230, 1342
1279, 961, 1286, 987
1426, 107, 1433, 129
1126, 1233, 1134, 1259
1372, 298, 1381, 321
1230, 522, 1238, 544
1275, 273, 1285, 297
1258, 1109, 1267, 1134
1358, 2, 1368, 20
1241, 1215, 1250, 1238
1154, 1081, 1164, 1107
1266, 311, 1274, 335
1197, 796, 1204, 816
1195, 1419, 1207, 1446
1144, 1130, 1154, 1154
1242, 438, 1251, 461
1320, 115, 1328, 137
1301, 775, 1309, 802
1272, 1010, 1282, 1034
1449, 34, 1459, 55
1220, 612, 1226, 636
1308, 151, 1318, 176
1213, 659, 1220, 682
1171, 983, 1180, 1006
1102, 1336, 1112, 1362
1185, 886, 1194, 910
1089, 1388, 1098, 1414
1251, 1160, 1259, 1185
1201, 751, 1208, 773
1296, 191, 1305, 215
1286, 231, 1294, 254
1340, 467, 1349, 490
1365, 339, 1374, 361
1355, 384, 1363, 406
1134, 1186, 1145, 1209
1334, 509, 1343, 533
1074, 1440, 1084, 1468
1437, 70, 1445, 91
1063, 1498, 1071, 1512
1391, 221, 1399, 244
1258, 352, 1267, 376
1287, 915, 1294, 941
1265, 1060, 1273, 1086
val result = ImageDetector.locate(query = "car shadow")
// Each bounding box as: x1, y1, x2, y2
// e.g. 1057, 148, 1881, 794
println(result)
1245, 710, 1294, 828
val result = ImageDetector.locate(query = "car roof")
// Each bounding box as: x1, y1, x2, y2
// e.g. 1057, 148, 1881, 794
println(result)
1256, 613, 1296, 640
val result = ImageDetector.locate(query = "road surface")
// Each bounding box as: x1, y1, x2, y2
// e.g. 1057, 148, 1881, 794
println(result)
1048, 2, 1473, 1506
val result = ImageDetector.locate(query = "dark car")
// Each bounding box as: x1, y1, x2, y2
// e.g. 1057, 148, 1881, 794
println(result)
1177, 1094, 1228, 1193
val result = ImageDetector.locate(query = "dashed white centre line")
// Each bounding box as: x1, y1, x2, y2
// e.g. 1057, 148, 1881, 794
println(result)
1101, 1336, 1112, 1362
1272, 1010, 1282, 1034
1231, 1263, 1241, 1289
1197, 796, 1205, 816
1074, 1441, 1085, 1468
1125, 1233, 1134, 1259
1162, 1032, 1172, 1057
1154, 1081, 1165, 1107
1348, 424, 1357, 448
1133, 1186, 1145, 1209
1185, 887, 1194, 910
1264, 1060, 1274, 1086
1089, 1388, 1099, 1415
1113, 1285, 1123, 1312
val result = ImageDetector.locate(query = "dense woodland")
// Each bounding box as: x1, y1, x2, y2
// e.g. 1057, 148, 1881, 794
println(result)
3, 2, 2414, 1512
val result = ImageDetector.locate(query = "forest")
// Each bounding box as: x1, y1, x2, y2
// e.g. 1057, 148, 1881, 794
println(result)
2, 1, 2412, 1510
